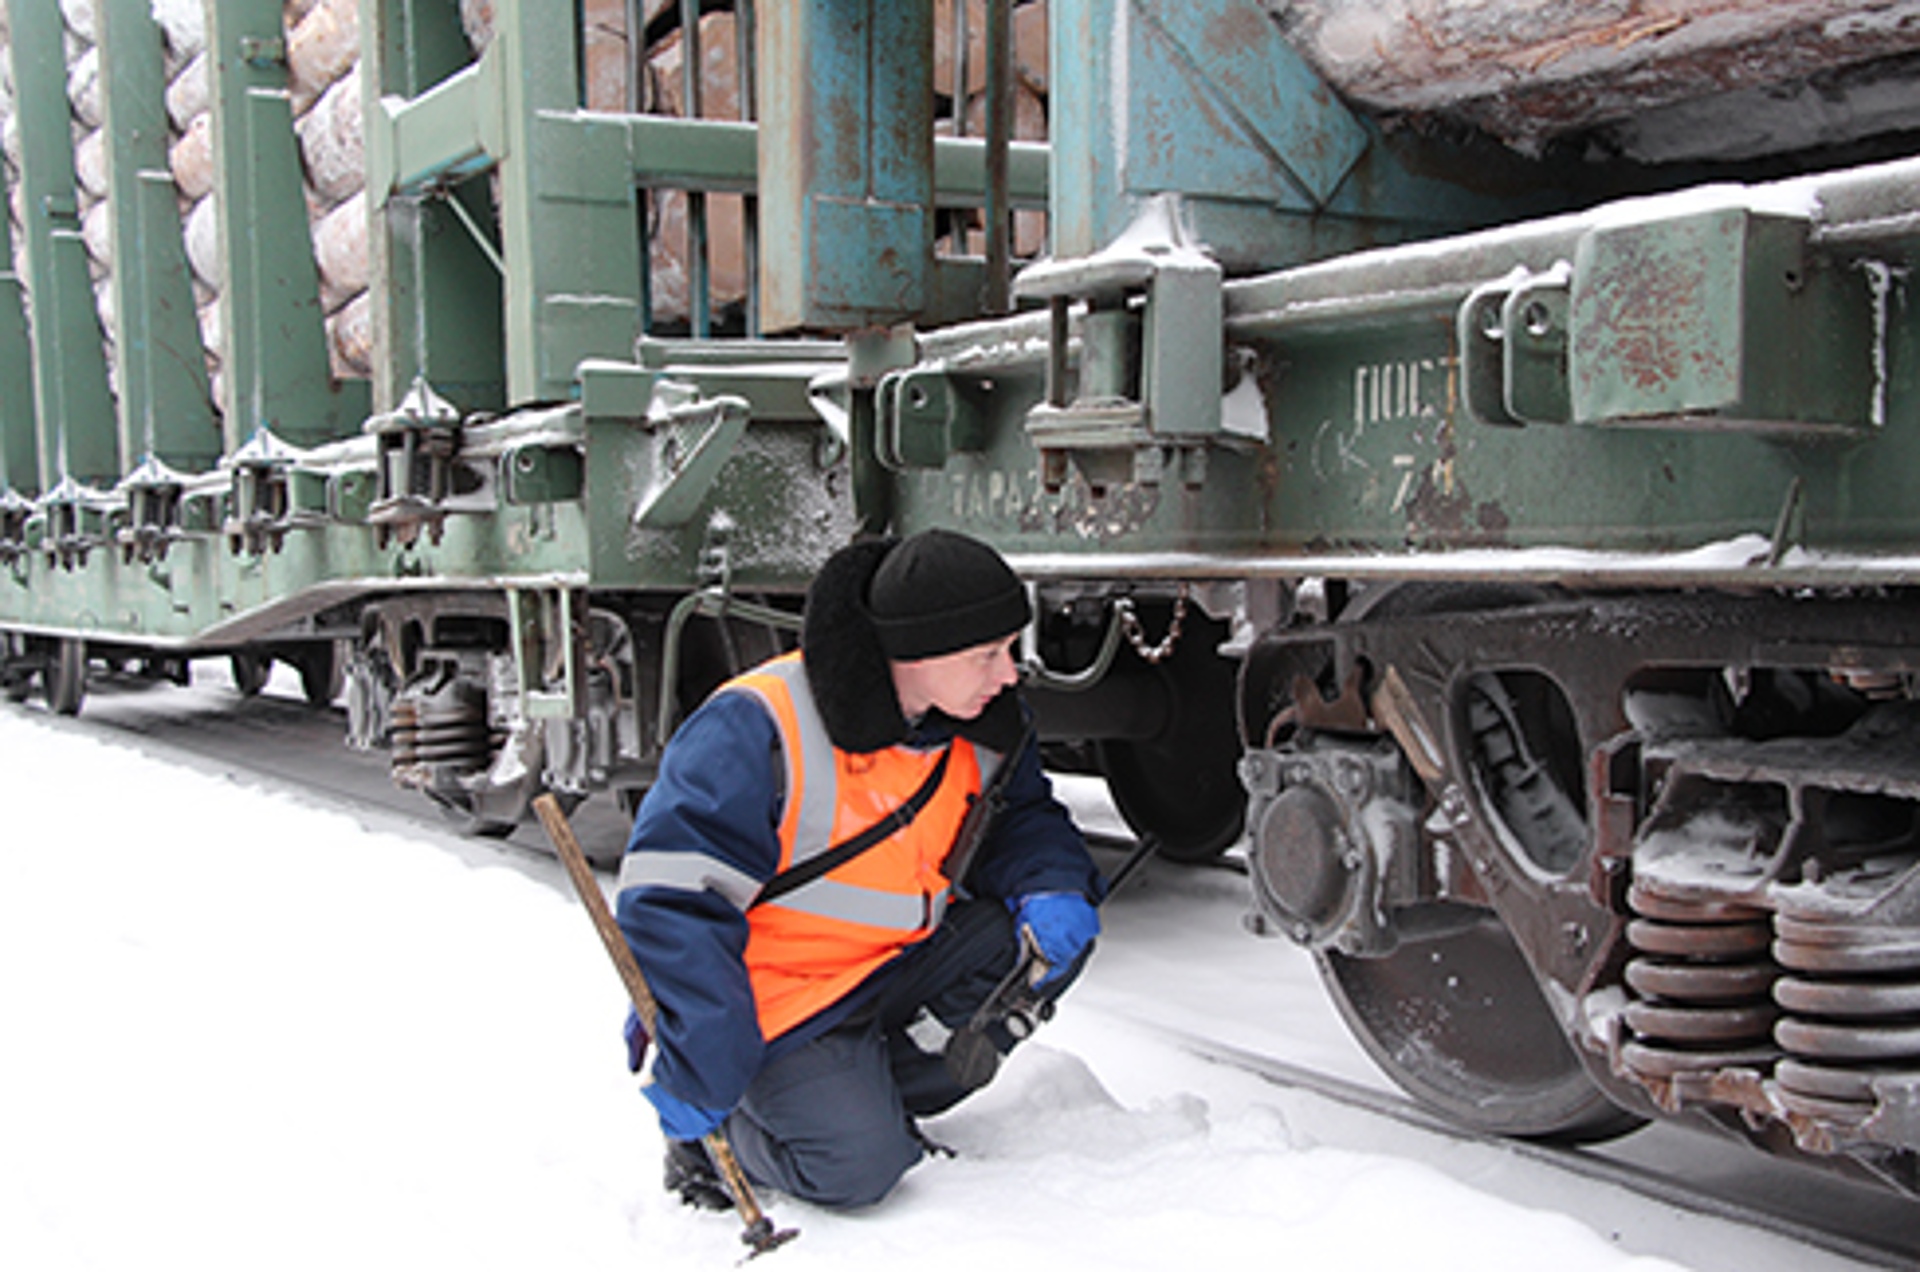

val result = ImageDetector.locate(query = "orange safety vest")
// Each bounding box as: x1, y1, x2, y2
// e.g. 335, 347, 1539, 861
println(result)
724, 652, 998, 1041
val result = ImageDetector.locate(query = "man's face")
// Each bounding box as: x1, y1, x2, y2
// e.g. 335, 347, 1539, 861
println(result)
890, 633, 1022, 722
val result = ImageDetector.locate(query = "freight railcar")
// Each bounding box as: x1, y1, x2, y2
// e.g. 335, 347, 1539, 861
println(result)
10, 0, 1920, 1196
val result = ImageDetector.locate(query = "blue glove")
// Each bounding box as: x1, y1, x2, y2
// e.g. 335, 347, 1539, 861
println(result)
644, 1085, 731, 1143
622, 1007, 650, 1074
1011, 891, 1100, 985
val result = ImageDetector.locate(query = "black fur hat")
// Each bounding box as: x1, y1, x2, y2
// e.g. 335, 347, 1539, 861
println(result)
801, 533, 1027, 754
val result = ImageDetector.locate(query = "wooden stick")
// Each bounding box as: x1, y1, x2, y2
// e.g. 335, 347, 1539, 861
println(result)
532, 794, 796, 1256
535, 794, 662, 1031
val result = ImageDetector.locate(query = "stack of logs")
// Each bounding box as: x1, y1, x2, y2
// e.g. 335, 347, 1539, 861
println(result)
0, 0, 371, 413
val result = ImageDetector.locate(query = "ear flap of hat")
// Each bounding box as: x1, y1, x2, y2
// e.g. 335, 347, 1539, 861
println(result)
800, 538, 910, 753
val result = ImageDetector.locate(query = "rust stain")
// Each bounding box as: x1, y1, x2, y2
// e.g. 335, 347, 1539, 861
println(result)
1403, 464, 1510, 549
1577, 243, 1710, 396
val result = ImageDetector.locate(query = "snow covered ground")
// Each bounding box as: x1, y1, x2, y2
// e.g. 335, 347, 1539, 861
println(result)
0, 675, 1890, 1271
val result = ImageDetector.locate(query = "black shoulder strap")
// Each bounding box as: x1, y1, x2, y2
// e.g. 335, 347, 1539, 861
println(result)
940, 718, 1034, 894
749, 744, 953, 910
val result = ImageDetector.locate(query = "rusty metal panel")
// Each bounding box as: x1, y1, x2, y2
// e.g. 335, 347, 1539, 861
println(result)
1051, 0, 1367, 260
757, 0, 936, 331
1569, 207, 1876, 433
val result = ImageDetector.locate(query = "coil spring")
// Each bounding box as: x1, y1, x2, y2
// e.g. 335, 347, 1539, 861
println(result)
1770, 897, 1920, 1124
389, 695, 493, 768
1620, 880, 1781, 1080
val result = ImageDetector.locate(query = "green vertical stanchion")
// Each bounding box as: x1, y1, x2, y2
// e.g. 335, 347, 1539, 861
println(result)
6, 0, 121, 488
491, 0, 642, 405
757, 0, 935, 332
362, 0, 506, 418
205, 0, 368, 449
97, 0, 222, 474
0, 203, 39, 496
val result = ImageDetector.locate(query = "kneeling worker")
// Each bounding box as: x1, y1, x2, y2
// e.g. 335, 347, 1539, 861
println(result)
615, 529, 1105, 1210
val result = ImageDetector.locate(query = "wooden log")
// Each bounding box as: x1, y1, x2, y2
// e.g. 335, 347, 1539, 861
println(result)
1282, 0, 1920, 151
297, 66, 364, 211
289, 0, 360, 116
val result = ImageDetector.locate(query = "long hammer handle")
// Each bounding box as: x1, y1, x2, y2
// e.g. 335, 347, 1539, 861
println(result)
532, 794, 795, 1255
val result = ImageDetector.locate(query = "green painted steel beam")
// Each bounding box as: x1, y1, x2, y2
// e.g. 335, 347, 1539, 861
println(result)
934, 136, 1048, 211
374, 59, 500, 197
884, 158, 1920, 576
364, 0, 506, 416
6, 0, 120, 490
380, 94, 1045, 211
467, 0, 643, 406
0, 202, 37, 495
627, 116, 759, 194
206, 0, 367, 449
1048, 0, 1612, 274
1050, 0, 1365, 261
368, 0, 1049, 402
97, 0, 223, 474
385, 0, 674, 411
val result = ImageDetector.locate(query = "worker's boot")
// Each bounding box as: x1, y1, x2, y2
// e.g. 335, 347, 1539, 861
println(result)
663, 1139, 734, 1211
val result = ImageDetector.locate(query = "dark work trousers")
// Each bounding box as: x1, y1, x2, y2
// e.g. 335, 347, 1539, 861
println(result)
722, 898, 1074, 1209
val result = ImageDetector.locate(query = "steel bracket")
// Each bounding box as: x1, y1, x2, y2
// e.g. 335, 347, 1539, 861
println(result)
0, 489, 28, 567
37, 477, 111, 571
629, 382, 752, 531
1015, 197, 1224, 490
508, 586, 585, 722
222, 431, 299, 557
114, 457, 189, 565
366, 377, 467, 548
876, 369, 987, 469
1459, 207, 1879, 436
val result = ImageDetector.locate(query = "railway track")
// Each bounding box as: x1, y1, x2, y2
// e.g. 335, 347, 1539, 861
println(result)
1150, 1025, 1916, 1271
30, 669, 1920, 1269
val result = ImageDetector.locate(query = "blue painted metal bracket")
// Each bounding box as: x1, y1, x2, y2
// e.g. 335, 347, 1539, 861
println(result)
1050, 0, 1368, 261
758, 0, 936, 331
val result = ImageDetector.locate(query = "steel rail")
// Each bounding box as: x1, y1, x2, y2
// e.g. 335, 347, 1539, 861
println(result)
1146, 1023, 1916, 1272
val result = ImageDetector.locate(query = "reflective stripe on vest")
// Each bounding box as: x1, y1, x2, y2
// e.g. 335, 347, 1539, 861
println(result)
724, 653, 994, 1040
616, 850, 761, 909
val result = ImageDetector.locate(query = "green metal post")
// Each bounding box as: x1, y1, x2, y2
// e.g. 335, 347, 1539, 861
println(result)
205, 0, 367, 449
491, 0, 642, 404
0, 196, 38, 495
363, 0, 506, 417
97, 0, 223, 473
6, 1, 121, 488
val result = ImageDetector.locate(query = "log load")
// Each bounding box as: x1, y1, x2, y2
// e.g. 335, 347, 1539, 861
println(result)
1272, 0, 1920, 161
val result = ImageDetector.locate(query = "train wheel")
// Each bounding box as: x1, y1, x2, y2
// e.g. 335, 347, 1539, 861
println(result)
296, 642, 345, 707
4, 634, 30, 703
45, 638, 86, 717
230, 651, 271, 697
1319, 910, 1643, 1142
1094, 606, 1245, 863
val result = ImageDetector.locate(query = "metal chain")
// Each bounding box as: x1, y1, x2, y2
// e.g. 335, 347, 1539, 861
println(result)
1114, 584, 1189, 665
